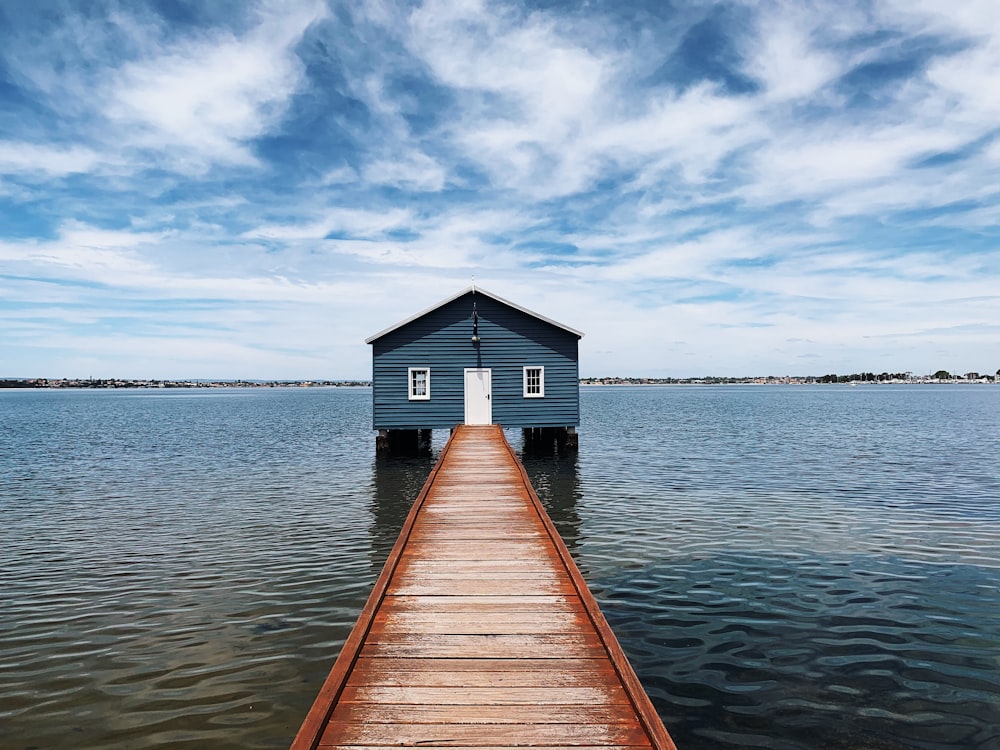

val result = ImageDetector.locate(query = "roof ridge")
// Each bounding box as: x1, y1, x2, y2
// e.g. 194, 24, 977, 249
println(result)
364, 286, 584, 343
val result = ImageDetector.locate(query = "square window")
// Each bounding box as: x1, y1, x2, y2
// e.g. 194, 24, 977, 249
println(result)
408, 368, 430, 400
523, 366, 544, 398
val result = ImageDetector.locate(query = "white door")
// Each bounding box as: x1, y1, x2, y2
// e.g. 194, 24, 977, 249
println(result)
464, 368, 492, 425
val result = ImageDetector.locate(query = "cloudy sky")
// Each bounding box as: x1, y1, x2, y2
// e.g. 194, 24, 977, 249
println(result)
2, 0, 999, 379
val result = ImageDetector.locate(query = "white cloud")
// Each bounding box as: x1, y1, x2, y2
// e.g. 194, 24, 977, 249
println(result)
321, 225, 513, 272
406, 0, 615, 197
319, 164, 360, 185
745, 124, 962, 214
592, 83, 760, 186
0, 225, 159, 278
0, 142, 101, 176
103, 1, 325, 172
745, 7, 843, 102
596, 228, 761, 283
362, 151, 448, 191
242, 207, 414, 241
713, 1, 1000, 229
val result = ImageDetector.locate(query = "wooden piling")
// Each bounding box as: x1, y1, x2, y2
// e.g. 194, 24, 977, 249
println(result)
376, 428, 432, 456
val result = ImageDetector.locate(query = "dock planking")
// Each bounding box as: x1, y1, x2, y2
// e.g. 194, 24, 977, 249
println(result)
291, 424, 677, 750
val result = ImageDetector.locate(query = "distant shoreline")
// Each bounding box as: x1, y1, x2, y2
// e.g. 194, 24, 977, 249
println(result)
2, 376, 997, 389
0, 379, 371, 389
581, 376, 999, 385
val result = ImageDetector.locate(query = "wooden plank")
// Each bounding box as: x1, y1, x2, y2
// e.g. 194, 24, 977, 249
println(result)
337, 685, 630, 705
359, 633, 607, 659
329, 703, 639, 724
347, 659, 620, 687
319, 722, 651, 747
348, 657, 611, 672
319, 747, 648, 750
410, 532, 548, 542
369, 612, 585, 635
389, 577, 564, 590
414, 525, 542, 532
390, 541, 552, 562
382, 595, 578, 610
388, 580, 572, 597
397, 558, 556, 572
351, 673, 618, 689
412, 518, 545, 529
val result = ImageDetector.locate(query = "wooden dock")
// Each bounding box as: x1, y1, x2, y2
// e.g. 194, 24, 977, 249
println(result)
291, 424, 677, 750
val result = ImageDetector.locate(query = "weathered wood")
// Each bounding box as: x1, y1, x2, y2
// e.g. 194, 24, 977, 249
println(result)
369, 612, 585, 635
396, 558, 556, 572
358, 633, 608, 659
349, 659, 620, 687
382, 595, 578, 611
318, 747, 649, 750
393, 543, 550, 559
291, 425, 677, 750
320, 722, 652, 747
387, 579, 571, 597
337, 685, 630, 705
329, 703, 638, 724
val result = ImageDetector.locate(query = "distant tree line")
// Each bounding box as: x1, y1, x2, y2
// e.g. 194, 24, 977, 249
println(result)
816, 372, 912, 383
0, 378, 371, 389
817, 370, 999, 383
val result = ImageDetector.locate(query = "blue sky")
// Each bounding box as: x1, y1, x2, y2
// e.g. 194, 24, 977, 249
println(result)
2, 0, 998, 379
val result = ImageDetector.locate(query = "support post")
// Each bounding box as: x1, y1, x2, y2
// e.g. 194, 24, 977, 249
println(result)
418, 429, 433, 452
564, 426, 578, 452
377, 429, 433, 456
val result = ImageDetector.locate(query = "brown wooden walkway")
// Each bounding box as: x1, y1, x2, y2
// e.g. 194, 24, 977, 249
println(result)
291, 424, 677, 750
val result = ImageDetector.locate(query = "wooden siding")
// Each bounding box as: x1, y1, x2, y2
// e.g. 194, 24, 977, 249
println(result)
290, 425, 677, 750
371, 293, 580, 430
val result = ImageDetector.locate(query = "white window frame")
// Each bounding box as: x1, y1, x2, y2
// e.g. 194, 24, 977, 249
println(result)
523, 366, 545, 398
408, 367, 430, 400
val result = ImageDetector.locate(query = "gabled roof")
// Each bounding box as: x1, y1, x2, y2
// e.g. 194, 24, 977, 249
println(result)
364, 286, 584, 344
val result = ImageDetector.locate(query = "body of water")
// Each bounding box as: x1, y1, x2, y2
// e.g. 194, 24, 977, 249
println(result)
1, 385, 998, 749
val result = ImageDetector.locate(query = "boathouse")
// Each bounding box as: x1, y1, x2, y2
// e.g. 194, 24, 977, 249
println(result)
365, 286, 583, 451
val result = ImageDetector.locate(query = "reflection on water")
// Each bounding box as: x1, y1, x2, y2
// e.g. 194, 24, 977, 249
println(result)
2, 385, 999, 750
515, 434, 583, 555
370, 453, 438, 568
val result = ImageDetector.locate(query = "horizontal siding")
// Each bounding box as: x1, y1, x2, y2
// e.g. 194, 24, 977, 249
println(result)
372, 293, 579, 430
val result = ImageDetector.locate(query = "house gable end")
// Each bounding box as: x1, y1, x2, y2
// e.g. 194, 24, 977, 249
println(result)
365, 286, 583, 345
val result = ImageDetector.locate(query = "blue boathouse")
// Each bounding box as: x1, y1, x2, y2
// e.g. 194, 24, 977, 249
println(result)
365, 286, 583, 452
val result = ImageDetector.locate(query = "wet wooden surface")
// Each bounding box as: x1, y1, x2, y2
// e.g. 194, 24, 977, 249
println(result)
291, 425, 677, 750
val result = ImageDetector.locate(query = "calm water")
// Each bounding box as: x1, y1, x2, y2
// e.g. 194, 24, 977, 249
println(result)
1, 385, 998, 749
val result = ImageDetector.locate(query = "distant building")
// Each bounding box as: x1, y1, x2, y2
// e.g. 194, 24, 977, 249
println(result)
365, 286, 583, 450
